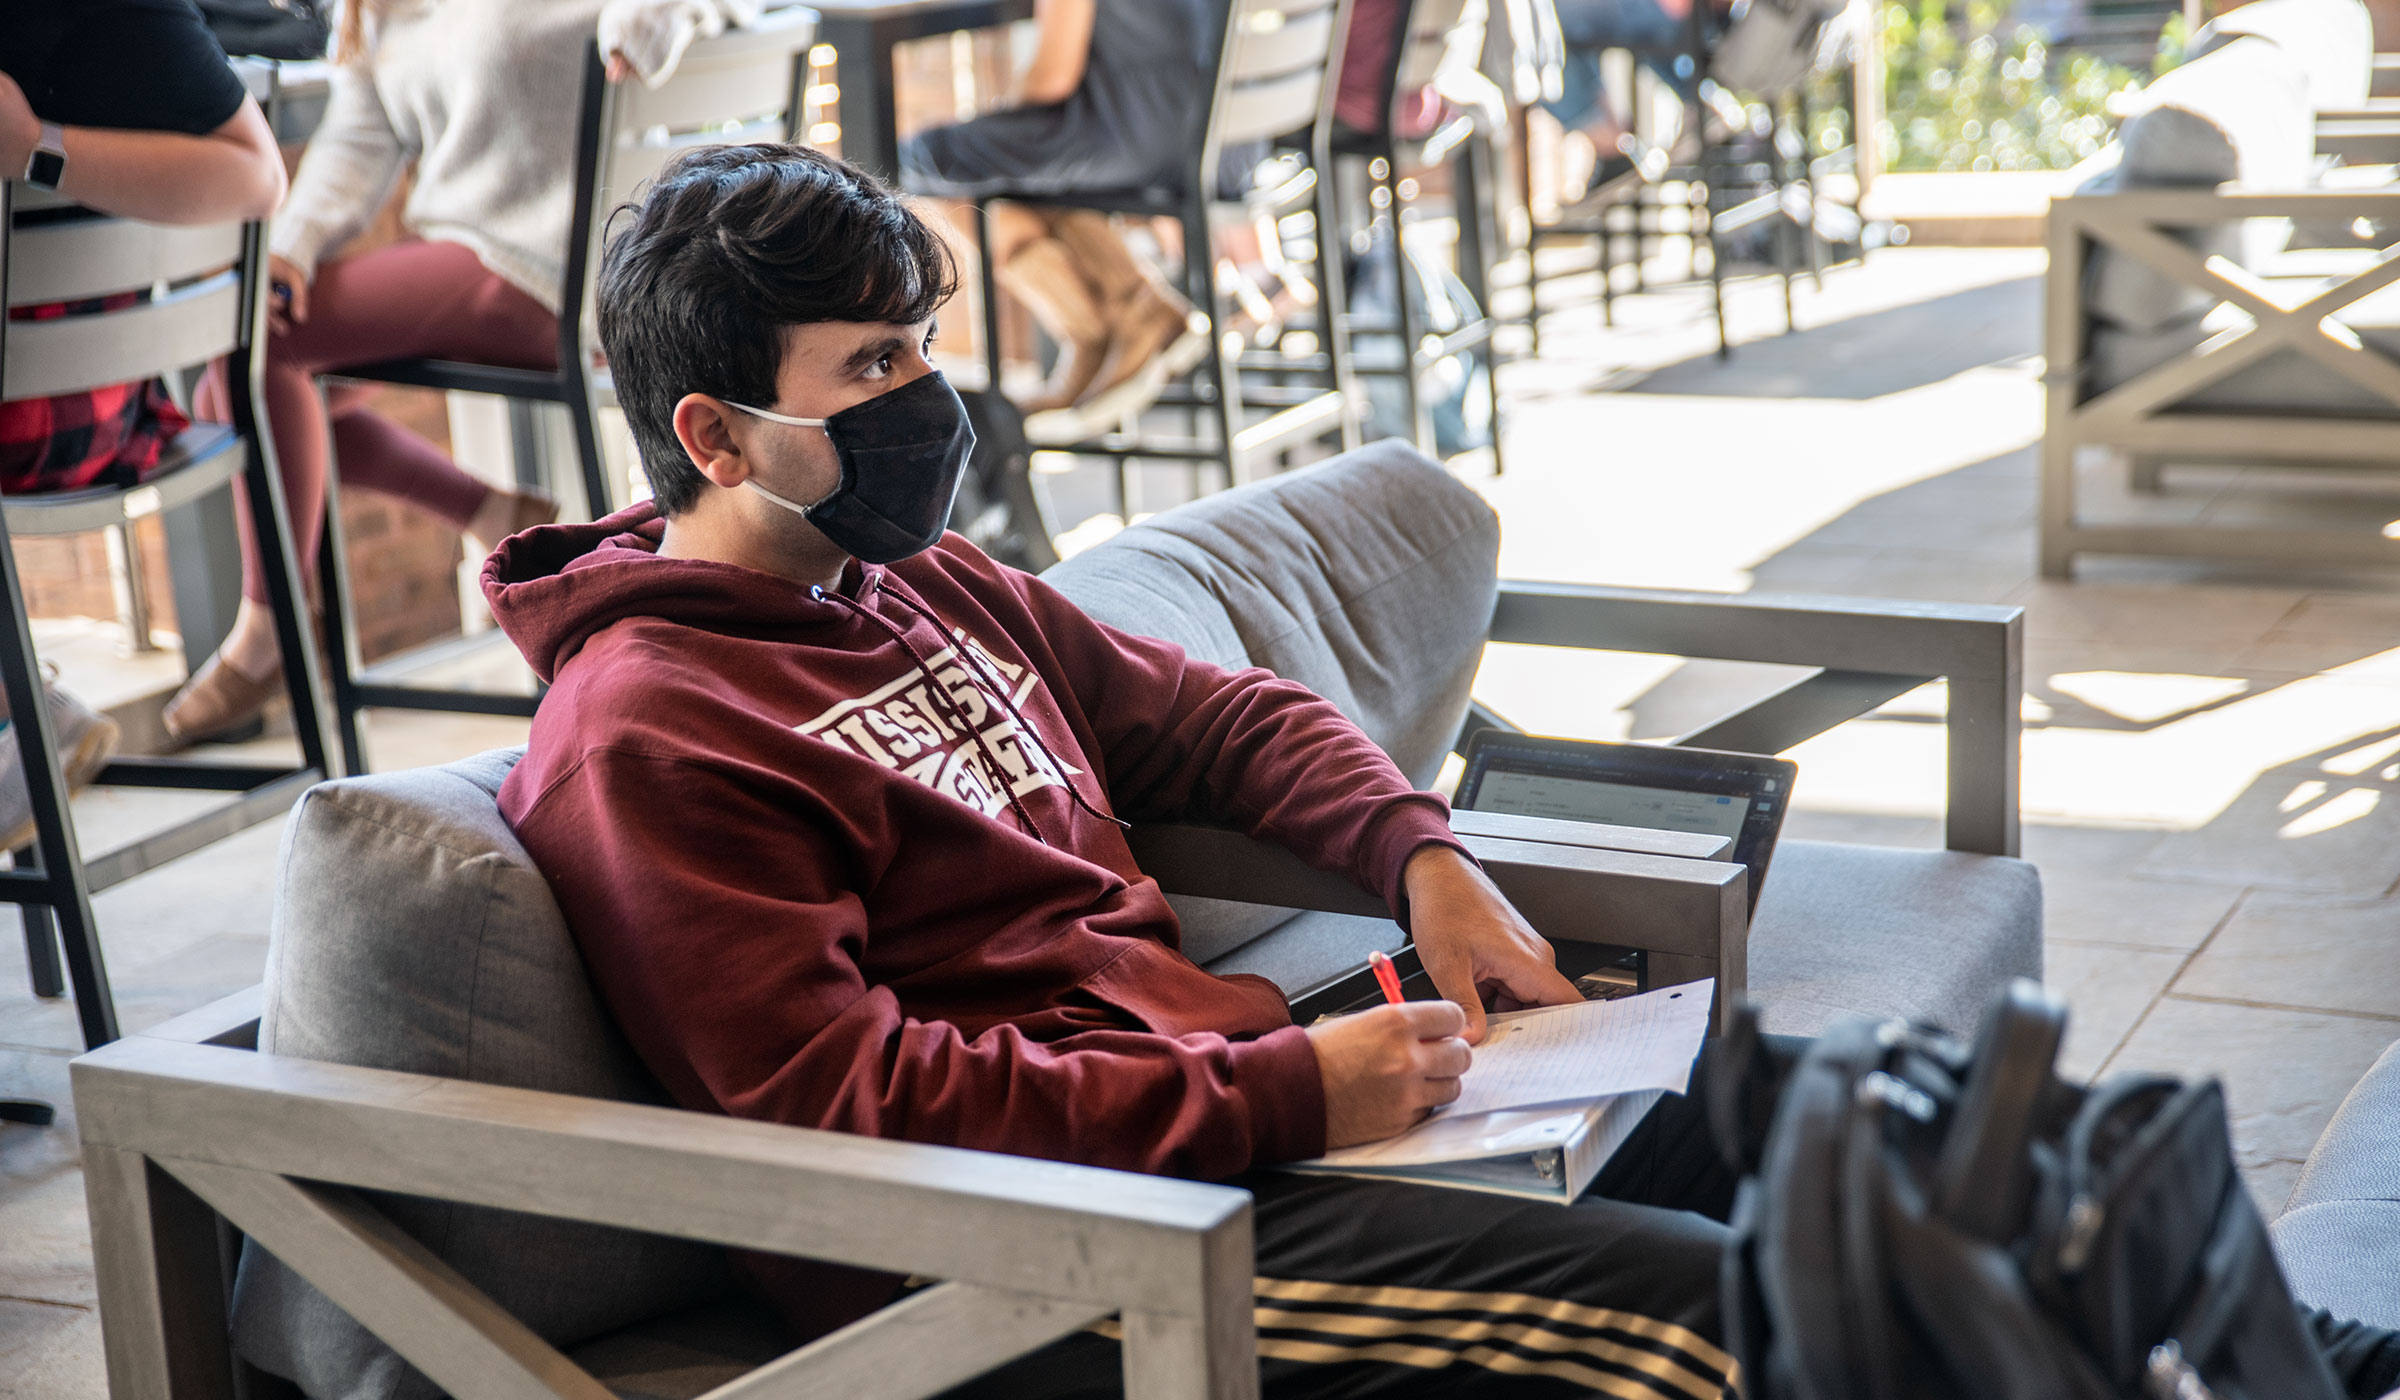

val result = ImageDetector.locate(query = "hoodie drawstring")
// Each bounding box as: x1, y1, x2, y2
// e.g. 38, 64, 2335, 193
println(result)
879, 585, 1131, 835
812, 584, 1053, 843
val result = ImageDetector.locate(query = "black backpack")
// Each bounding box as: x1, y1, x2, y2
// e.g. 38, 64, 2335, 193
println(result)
1711, 981, 2345, 1400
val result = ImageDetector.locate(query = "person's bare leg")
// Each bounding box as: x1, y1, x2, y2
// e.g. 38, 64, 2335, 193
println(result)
217, 600, 283, 680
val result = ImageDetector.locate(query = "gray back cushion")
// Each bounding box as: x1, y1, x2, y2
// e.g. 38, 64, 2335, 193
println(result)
2192, 0, 2371, 112
1044, 440, 1499, 783
1044, 440, 1501, 962
232, 751, 732, 1400
2080, 37, 2314, 335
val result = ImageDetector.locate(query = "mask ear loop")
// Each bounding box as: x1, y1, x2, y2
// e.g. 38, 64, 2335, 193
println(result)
725, 401, 836, 517
724, 401, 827, 428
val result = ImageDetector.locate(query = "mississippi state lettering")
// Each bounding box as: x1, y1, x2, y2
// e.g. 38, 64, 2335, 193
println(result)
795, 630, 1078, 817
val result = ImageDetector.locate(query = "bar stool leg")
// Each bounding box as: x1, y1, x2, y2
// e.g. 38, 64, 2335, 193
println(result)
0, 510, 118, 1047
1314, 141, 1360, 456
316, 504, 369, 778
975, 200, 1005, 399
1380, 161, 1429, 455
564, 377, 612, 521
1185, 195, 1240, 488
21, 900, 61, 999
49, 886, 114, 1049
1513, 106, 1544, 357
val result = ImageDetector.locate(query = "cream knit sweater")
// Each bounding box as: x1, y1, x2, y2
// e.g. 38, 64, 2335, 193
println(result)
274, 0, 739, 313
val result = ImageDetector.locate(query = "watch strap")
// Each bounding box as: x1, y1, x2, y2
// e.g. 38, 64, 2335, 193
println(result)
25, 121, 66, 191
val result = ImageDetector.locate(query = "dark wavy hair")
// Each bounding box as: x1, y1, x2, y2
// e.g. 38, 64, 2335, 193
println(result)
596, 144, 959, 515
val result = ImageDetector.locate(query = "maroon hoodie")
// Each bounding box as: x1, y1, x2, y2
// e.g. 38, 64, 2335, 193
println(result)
486, 507, 1469, 1189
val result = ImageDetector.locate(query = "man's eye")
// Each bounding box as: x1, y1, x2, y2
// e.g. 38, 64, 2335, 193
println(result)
867, 353, 894, 378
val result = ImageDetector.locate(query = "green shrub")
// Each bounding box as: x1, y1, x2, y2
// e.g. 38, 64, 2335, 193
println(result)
1870, 0, 2159, 172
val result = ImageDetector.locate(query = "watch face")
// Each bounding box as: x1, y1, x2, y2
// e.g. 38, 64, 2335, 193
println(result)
26, 148, 65, 191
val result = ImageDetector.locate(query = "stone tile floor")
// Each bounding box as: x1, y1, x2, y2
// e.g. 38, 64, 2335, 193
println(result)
8, 244, 2400, 1393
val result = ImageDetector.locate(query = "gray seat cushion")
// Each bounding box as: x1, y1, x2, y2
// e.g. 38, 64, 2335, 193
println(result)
1045, 440, 1501, 965
569, 1297, 794, 1400
1746, 840, 2044, 1036
2272, 1040, 2400, 1327
233, 751, 733, 1400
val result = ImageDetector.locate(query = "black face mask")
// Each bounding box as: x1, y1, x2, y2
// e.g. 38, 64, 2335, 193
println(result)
728, 370, 976, 564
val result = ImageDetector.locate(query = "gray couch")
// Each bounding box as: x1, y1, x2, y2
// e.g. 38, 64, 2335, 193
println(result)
76, 441, 2040, 1400
2274, 1041, 2400, 1331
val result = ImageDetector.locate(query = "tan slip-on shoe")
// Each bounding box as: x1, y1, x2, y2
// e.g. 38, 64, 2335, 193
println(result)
162, 652, 283, 744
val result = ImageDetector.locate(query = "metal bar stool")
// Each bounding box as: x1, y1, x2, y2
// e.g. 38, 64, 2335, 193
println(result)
1330, 0, 1510, 473
964, 0, 1363, 512
315, 9, 816, 772
0, 188, 336, 1052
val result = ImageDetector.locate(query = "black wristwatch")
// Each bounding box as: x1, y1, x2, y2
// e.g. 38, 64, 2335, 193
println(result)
24, 121, 66, 191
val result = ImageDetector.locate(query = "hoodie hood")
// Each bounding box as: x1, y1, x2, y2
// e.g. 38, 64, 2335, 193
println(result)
482, 501, 886, 684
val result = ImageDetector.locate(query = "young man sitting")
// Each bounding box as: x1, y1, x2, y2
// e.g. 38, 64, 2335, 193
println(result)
487, 141, 1747, 1400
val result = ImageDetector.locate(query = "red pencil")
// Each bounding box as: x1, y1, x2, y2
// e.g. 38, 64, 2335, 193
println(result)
1368, 949, 1405, 1005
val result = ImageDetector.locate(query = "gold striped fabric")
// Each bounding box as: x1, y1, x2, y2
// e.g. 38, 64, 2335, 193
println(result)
1089, 1275, 1739, 1400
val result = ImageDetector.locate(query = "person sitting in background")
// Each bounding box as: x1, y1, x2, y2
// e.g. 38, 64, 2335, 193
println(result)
1543, 0, 1733, 196
0, 0, 289, 847
898, 0, 1210, 438
160, 0, 725, 741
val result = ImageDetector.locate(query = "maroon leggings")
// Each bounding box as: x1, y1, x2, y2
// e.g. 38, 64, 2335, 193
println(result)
199, 239, 556, 606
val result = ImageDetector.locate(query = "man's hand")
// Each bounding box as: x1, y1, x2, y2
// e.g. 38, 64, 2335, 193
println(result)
0, 73, 41, 177
1305, 1000, 1471, 1148
1403, 845, 1582, 1044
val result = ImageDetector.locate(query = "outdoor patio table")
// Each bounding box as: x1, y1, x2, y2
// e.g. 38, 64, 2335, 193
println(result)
809, 0, 1037, 179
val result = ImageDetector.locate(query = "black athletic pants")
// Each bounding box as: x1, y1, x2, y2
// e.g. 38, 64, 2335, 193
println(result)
952, 1052, 1748, 1400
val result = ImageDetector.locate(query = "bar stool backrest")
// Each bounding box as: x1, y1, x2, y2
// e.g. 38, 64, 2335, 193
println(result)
0, 192, 253, 402
572, 6, 817, 356
1212, 0, 1354, 155
1389, 0, 1472, 132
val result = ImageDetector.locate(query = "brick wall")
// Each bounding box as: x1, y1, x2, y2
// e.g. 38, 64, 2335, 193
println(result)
12, 519, 177, 634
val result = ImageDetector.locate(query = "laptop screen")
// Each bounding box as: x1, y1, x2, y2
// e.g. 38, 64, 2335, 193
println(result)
1472, 771, 1754, 841
1456, 733, 1796, 915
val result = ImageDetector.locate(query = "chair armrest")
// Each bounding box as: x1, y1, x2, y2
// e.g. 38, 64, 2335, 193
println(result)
2316, 114, 2400, 162
2049, 187, 2400, 222
133, 984, 262, 1048
72, 1032, 1258, 1400
73, 1034, 1250, 1309
1484, 580, 2023, 856
1130, 821, 1749, 1025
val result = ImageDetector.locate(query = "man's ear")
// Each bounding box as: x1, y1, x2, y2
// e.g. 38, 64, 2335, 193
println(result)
671, 394, 753, 490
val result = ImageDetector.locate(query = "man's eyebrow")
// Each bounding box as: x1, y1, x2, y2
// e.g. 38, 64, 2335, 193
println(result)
839, 333, 913, 375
